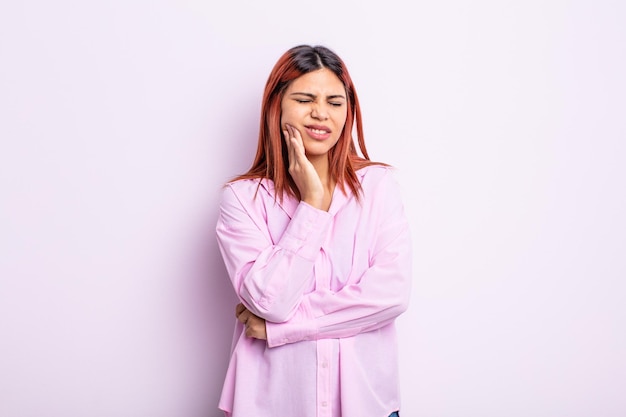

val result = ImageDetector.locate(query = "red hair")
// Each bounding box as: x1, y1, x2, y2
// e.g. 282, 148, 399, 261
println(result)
231, 45, 386, 202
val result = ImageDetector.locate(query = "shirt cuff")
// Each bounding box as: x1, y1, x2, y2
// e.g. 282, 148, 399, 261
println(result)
278, 202, 332, 261
266, 297, 317, 348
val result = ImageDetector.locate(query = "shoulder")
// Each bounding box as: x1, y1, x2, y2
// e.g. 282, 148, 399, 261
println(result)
220, 177, 289, 209
223, 177, 264, 195
356, 164, 399, 187
355, 164, 407, 206
219, 178, 266, 208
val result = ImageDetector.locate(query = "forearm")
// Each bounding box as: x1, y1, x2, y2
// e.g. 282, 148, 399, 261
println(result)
217, 190, 332, 322
266, 228, 412, 347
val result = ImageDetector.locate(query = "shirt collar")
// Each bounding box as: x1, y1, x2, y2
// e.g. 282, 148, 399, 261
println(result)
259, 170, 365, 217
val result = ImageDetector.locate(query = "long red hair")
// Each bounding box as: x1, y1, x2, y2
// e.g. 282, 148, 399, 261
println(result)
231, 45, 386, 202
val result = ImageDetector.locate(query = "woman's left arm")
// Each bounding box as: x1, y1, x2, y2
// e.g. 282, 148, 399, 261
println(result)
264, 169, 413, 347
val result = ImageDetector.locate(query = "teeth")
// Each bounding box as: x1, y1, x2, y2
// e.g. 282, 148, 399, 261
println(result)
311, 128, 328, 134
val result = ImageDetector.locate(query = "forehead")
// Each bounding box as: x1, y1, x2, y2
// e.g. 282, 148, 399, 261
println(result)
286, 68, 345, 94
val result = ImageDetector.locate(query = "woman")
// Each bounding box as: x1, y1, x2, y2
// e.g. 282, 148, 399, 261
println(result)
215, 44, 412, 417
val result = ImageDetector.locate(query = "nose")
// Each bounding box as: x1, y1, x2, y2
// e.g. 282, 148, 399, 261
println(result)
311, 104, 328, 121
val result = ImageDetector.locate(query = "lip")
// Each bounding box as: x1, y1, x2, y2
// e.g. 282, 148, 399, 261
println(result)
305, 125, 332, 140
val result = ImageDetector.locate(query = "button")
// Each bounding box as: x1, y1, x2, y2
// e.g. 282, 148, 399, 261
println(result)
321, 362, 328, 368
321, 401, 328, 407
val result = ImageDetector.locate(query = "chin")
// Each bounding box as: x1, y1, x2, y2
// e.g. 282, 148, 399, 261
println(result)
304, 145, 332, 156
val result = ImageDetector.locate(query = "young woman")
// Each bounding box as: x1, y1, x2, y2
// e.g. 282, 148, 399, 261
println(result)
215, 44, 412, 417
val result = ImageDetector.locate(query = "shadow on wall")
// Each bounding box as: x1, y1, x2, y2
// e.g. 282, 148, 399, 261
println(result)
181, 87, 259, 416
181, 204, 239, 416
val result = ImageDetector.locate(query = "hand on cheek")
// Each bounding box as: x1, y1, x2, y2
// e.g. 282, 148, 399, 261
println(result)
282, 124, 324, 208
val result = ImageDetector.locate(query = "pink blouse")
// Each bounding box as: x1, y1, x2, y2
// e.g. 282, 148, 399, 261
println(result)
215, 165, 412, 417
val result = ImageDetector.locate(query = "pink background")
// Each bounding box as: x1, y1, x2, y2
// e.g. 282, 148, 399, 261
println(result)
1, 1, 625, 416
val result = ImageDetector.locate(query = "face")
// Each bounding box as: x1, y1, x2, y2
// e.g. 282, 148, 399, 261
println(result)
280, 68, 348, 160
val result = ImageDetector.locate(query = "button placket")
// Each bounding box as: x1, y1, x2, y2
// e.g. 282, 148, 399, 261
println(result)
317, 238, 333, 416
316, 339, 332, 417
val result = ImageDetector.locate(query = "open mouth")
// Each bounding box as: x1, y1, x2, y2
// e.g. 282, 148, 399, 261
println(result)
305, 125, 331, 140
308, 127, 330, 134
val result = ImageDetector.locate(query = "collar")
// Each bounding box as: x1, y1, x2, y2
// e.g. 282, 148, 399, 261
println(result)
258, 171, 364, 218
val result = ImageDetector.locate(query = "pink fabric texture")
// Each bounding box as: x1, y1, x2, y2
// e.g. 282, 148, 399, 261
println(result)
216, 165, 412, 417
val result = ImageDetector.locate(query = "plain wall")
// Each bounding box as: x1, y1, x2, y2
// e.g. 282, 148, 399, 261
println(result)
1, 1, 624, 416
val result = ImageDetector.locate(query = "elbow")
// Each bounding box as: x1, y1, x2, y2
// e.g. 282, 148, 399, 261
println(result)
239, 289, 298, 323
261, 308, 294, 324
396, 293, 411, 315
391, 282, 411, 317
251, 302, 297, 323
239, 273, 305, 323
385, 293, 410, 319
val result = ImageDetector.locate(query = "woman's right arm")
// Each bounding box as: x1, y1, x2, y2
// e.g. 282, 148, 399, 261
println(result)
216, 183, 332, 323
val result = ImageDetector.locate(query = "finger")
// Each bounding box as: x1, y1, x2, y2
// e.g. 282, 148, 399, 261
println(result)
238, 313, 249, 325
289, 126, 306, 158
245, 317, 258, 337
284, 124, 293, 152
235, 303, 246, 317
285, 123, 294, 142
283, 128, 295, 166
287, 125, 301, 169
286, 124, 298, 145
290, 124, 302, 142
282, 129, 289, 147
244, 316, 267, 340
237, 310, 251, 324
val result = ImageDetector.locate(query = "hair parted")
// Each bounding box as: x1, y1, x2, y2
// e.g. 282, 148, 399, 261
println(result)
231, 44, 386, 202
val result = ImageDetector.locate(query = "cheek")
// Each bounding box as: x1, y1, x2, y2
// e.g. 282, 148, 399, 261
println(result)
280, 105, 295, 125
333, 105, 348, 119
335, 109, 348, 129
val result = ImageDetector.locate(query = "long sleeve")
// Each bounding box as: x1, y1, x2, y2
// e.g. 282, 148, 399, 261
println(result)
216, 181, 333, 323
265, 169, 412, 347
217, 167, 411, 417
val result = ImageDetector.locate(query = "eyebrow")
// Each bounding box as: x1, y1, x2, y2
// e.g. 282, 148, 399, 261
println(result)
290, 92, 346, 100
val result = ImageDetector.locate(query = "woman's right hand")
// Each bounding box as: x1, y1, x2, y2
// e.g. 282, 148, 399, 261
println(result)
235, 303, 267, 340
283, 124, 324, 209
